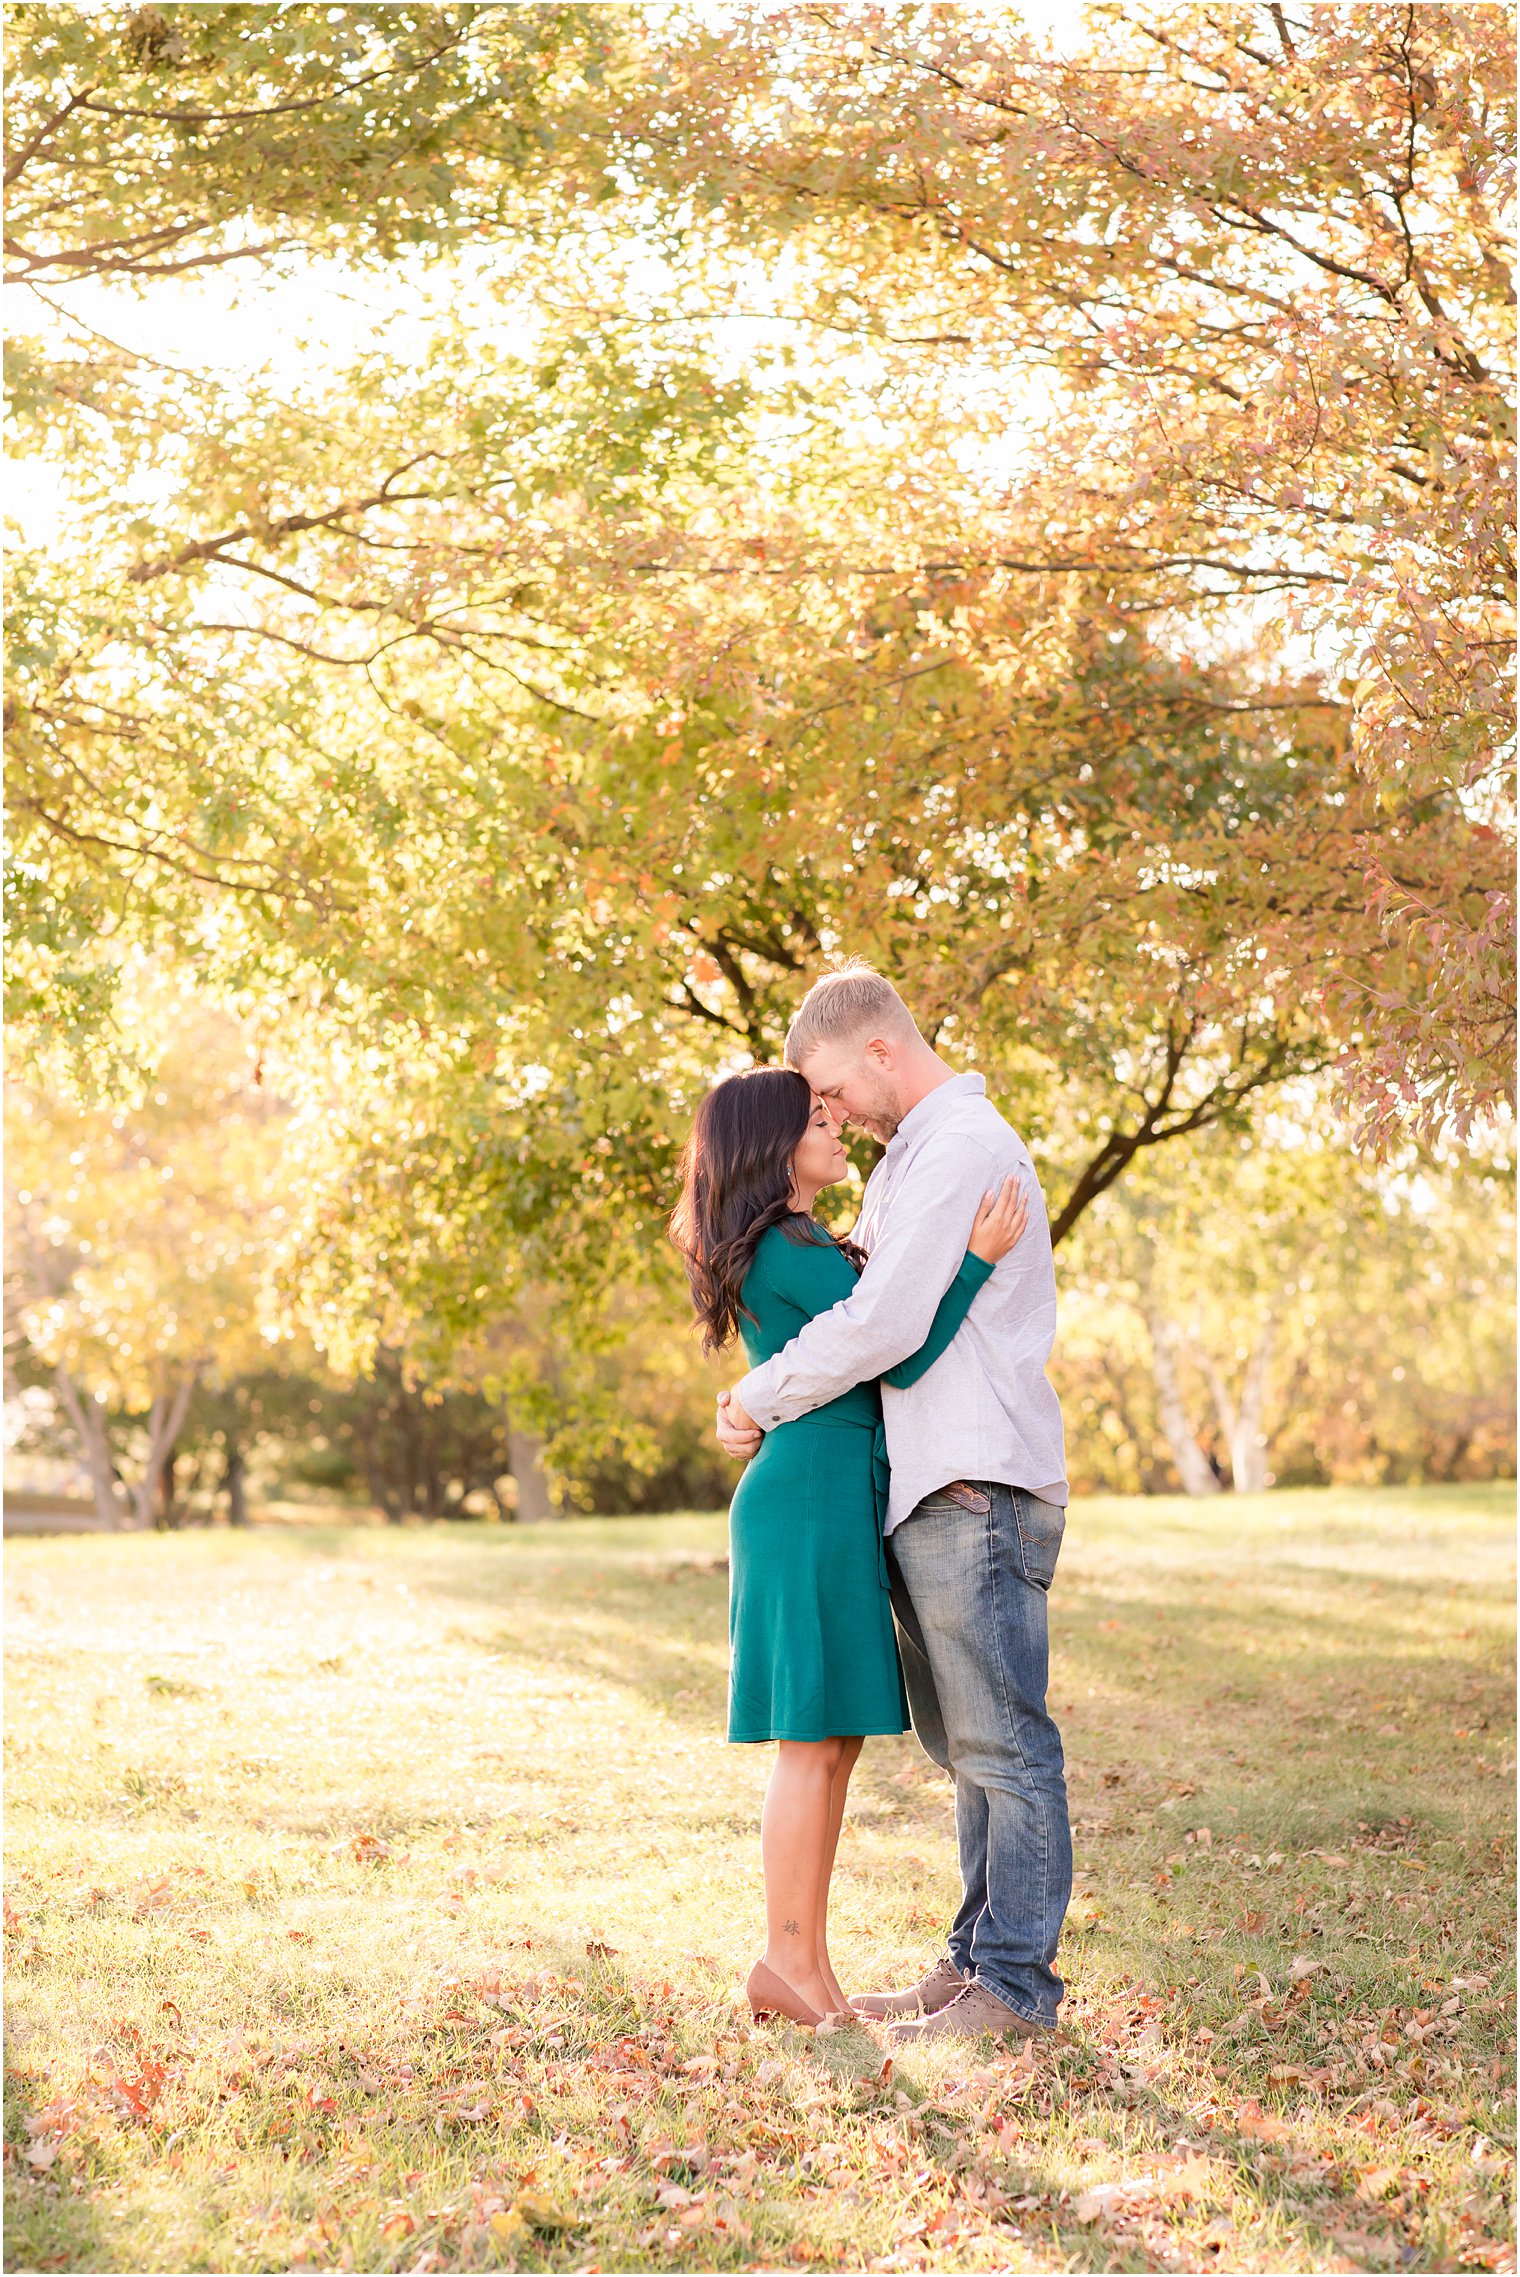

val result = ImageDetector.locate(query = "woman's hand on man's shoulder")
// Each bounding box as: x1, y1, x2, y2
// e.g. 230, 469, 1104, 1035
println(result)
968, 1173, 1028, 1265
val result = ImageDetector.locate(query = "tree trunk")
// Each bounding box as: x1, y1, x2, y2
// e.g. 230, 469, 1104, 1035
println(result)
398, 1384, 422, 1518
1231, 1316, 1277, 1492
508, 1427, 555, 1523
126, 1374, 199, 1530
1143, 1309, 1221, 1497
53, 1367, 131, 1526
153, 1443, 179, 1529
1194, 1317, 1277, 1492
223, 1433, 249, 1526
422, 1407, 444, 1517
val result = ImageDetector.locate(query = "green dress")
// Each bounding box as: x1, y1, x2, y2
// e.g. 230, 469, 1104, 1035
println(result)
726, 1221, 994, 1744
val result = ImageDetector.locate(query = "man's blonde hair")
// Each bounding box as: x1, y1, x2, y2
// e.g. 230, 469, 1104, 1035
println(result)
784, 958, 920, 1069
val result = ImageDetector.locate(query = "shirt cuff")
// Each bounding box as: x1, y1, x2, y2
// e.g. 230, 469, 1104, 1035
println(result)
733, 1365, 783, 1432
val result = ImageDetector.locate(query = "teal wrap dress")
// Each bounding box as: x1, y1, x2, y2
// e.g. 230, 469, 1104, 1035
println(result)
726, 1221, 994, 1744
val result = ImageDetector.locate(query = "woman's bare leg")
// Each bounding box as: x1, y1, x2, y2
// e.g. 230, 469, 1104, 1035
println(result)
759, 1737, 845, 2013
815, 1735, 863, 2010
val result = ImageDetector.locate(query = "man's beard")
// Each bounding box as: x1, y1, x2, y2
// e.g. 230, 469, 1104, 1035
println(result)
857, 1107, 899, 1143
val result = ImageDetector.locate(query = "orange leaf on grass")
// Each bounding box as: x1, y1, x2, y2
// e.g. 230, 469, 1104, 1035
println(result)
1163, 2153, 1213, 2203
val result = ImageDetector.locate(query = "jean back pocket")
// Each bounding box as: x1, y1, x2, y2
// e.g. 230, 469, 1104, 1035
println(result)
1015, 1493, 1066, 1590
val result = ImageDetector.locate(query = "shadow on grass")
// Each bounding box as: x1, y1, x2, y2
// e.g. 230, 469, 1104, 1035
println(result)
466, 1563, 734, 1734
407, 1537, 1512, 1790
3, 2049, 115, 2274
788, 2013, 1427, 2274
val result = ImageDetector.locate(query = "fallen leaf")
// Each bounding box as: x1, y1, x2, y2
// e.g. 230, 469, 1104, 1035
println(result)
1236, 2099, 1291, 2142
1073, 2181, 1128, 2223
1162, 2152, 1212, 2203
512, 2190, 579, 2232
1329, 2220, 1406, 2264
1073, 2170, 1184, 2223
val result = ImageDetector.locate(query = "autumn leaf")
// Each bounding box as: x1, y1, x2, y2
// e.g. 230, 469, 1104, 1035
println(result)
1235, 2100, 1291, 2142
512, 2190, 580, 2232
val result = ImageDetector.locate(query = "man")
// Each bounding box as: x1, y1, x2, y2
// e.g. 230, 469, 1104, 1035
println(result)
715, 960, 1071, 2044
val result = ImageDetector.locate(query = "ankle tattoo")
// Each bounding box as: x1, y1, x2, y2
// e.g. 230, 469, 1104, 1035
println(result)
782, 1918, 801, 1936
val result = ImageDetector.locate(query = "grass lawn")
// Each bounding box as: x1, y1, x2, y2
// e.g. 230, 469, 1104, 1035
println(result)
4, 1482, 1515, 2274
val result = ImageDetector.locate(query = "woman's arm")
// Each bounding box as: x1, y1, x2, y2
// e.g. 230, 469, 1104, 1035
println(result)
741, 1174, 1028, 1402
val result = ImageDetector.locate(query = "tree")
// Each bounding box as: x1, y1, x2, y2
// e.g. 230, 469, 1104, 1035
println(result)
5, 984, 293, 1524
612, 0, 1515, 1143
1055, 1106, 1516, 1494
8, 282, 1453, 1346
4, 4, 611, 288
6, 0, 1510, 1392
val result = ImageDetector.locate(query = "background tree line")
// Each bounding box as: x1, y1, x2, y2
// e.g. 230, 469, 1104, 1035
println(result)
4, 2, 1513, 1518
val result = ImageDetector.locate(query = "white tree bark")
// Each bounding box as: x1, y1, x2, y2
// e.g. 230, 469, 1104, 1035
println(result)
125, 1373, 200, 1529
1194, 1316, 1277, 1492
508, 1427, 556, 1523
53, 1367, 131, 1527
1233, 1316, 1277, 1492
1143, 1308, 1221, 1496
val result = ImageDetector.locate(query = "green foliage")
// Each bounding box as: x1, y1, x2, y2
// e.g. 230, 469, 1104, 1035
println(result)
1057, 1116, 1516, 1494
6, 3, 614, 283
4, 0, 1512, 1452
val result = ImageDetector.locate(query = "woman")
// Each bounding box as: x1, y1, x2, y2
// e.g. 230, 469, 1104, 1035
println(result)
670, 1065, 1026, 2027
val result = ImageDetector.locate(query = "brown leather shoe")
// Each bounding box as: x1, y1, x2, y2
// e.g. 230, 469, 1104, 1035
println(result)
849, 1955, 966, 2021
884, 1981, 1049, 2044
747, 1960, 822, 2027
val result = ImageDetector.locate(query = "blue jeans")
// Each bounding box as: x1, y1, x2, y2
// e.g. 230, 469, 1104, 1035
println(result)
886, 1480, 1071, 2030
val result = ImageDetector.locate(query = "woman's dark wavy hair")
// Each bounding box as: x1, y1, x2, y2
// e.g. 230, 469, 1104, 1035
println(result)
669, 1066, 863, 1354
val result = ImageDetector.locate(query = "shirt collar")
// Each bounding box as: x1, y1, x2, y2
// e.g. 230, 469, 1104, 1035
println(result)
887, 1070, 986, 1155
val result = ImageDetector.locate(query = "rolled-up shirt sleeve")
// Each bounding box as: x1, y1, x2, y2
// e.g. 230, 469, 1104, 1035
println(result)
734, 1133, 1006, 1429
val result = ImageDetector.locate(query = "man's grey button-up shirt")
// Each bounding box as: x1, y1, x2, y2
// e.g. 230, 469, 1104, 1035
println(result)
733, 1071, 1068, 1534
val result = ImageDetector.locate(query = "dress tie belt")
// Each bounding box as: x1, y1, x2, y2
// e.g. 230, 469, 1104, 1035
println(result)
870, 1424, 892, 1594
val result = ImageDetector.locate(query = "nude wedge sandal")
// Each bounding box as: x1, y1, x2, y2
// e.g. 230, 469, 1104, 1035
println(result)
746, 1960, 823, 2027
